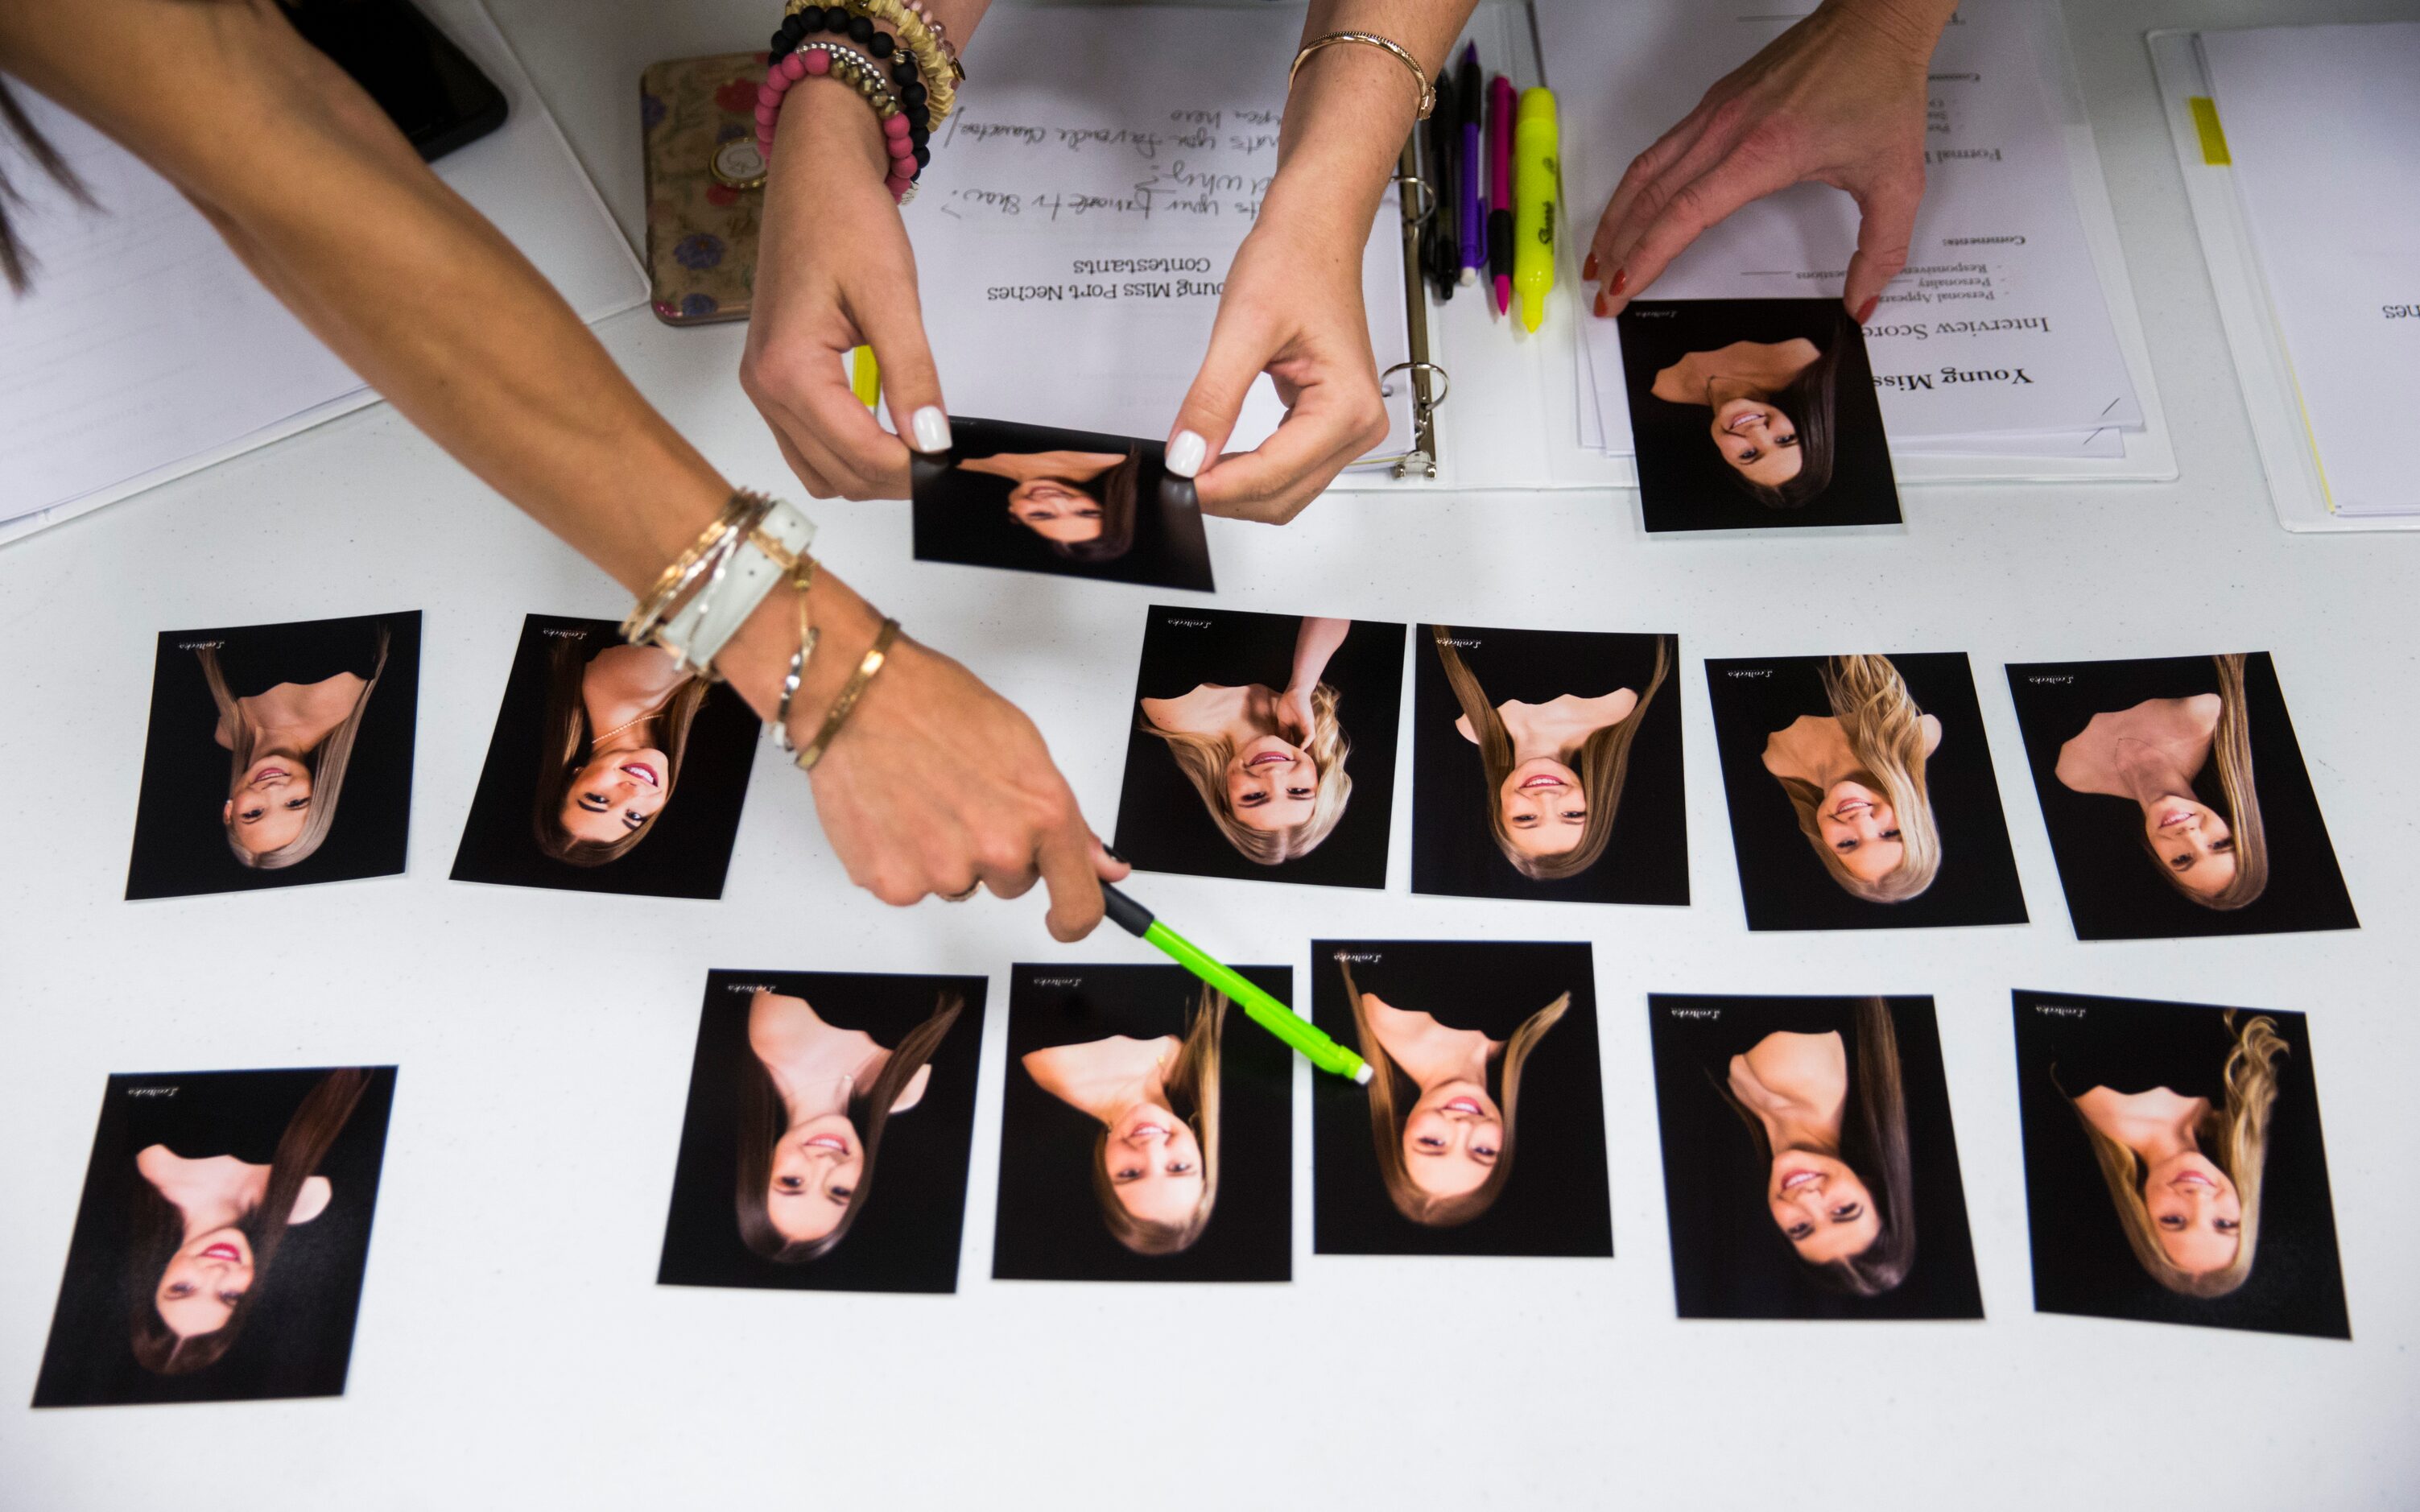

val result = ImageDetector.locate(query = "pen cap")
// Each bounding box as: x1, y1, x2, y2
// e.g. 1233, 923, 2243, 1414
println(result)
1513, 88, 1560, 332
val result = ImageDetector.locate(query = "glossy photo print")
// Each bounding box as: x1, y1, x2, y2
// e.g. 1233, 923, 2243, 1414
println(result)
449, 615, 762, 899
1312, 940, 1613, 1258
1617, 299, 1899, 533
911, 417, 1213, 591
657, 969, 989, 1295
32, 1066, 398, 1407
2005, 653, 2356, 940
1115, 608, 1406, 890
1648, 995, 1983, 1320
1704, 653, 2028, 930
2012, 990, 2348, 1339
125, 611, 421, 899
993, 964, 1292, 1283
1412, 624, 1688, 907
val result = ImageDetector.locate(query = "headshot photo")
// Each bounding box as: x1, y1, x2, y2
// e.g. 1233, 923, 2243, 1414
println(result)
2005, 653, 2356, 940
1412, 624, 1687, 907
32, 1066, 398, 1407
658, 969, 988, 1295
911, 416, 1214, 591
125, 611, 421, 900
2012, 990, 2348, 1339
1617, 298, 1899, 533
1705, 652, 2029, 930
1311, 940, 1613, 1258
993, 964, 1292, 1283
1115, 607, 1406, 890
449, 615, 762, 899
1647, 995, 1983, 1320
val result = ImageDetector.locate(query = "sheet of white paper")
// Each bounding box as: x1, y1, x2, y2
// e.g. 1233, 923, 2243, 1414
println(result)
0, 0, 645, 535
1538, 0, 2141, 454
2199, 23, 2420, 517
902, 5, 1410, 456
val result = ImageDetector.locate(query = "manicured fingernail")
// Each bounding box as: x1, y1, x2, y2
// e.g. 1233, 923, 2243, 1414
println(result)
1165, 428, 1207, 478
1610, 266, 1629, 295
910, 406, 952, 453
1583, 252, 1599, 281
1594, 291, 1609, 318
1855, 296, 1878, 324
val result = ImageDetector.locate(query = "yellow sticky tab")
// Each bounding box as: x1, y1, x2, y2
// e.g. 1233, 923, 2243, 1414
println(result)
2189, 97, 2231, 166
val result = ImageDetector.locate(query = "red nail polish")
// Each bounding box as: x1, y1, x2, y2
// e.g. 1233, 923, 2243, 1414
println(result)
1610, 267, 1629, 296
1594, 291, 1609, 318
1583, 253, 1599, 282
1856, 296, 1878, 324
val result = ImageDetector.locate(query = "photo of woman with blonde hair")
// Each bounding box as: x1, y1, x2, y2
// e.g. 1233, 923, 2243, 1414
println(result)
993, 965, 1291, 1283
911, 418, 1213, 591
1414, 624, 1683, 903
1117, 608, 1406, 890
1707, 651, 2026, 931
34, 1066, 398, 1407
126, 613, 421, 900
1649, 995, 1981, 1320
659, 971, 989, 1295
1312, 941, 1613, 1258
2007, 653, 2354, 940
2013, 991, 2346, 1338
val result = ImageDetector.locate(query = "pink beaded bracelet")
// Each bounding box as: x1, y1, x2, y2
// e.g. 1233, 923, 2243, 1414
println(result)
756, 42, 922, 203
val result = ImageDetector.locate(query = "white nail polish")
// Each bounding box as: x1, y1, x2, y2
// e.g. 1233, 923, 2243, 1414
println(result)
910, 406, 952, 454
1165, 428, 1207, 478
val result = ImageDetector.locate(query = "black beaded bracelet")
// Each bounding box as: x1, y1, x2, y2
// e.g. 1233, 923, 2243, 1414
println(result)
768, 4, 935, 174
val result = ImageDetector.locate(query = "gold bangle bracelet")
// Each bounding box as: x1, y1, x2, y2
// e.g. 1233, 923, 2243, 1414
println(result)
622, 490, 771, 647
769, 554, 821, 754
795, 618, 901, 771
1289, 32, 1435, 121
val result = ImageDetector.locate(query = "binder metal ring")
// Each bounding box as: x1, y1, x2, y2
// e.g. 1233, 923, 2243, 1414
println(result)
1391, 171, 1438, 228
1379, 360, 1450, 413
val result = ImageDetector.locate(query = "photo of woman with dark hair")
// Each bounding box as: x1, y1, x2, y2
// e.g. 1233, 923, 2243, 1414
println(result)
1707, 652, 2028, 931
1413, 624, 1683, 903
1647, 995, 1980, 1320
1312, 941, 1613, 1258
2006, 653, 2355, 940
1117, 608, 1406, 890
911, 417, 1213, 590
33, 1066, 398, 1407
1617, 299, 1898, 532
659, 971, 989, 1296
126, 612, 422, 899
2012, 990, 2348, 1338
451, 616, 762, 899
993, 965, 1291, 1283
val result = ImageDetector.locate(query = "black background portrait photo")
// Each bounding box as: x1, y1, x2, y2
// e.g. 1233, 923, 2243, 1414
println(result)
1411, 625, 1689, 907
448, 615, 762, 899
1704, 652, 2029, 930
658, 969, 989, 1295
2011, 990, 2348, 1339
993, 964, 1293, 1283
126, 611, 422, 899
1617, 298, 1899, 533
1647, 995, 1983, 1320
2005, 653, 2356, 940
911, 416, 1214, 592
33, 1066, 399, 1407
1115, 607, 1406, 890
1311, 940, 1613, 1258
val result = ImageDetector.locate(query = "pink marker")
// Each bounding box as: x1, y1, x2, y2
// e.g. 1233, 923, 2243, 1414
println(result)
1487, 75, 1517, 317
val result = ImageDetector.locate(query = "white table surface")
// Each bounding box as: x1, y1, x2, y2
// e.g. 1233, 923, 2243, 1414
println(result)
6, 1, 2418, 1506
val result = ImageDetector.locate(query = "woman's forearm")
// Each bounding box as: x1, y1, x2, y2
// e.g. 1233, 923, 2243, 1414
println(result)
1266, 1, 1478, 238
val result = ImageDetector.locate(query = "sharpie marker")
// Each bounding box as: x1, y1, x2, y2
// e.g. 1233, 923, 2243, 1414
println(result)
1514, 87, 1560, 333
1101, 883, 1372, 1084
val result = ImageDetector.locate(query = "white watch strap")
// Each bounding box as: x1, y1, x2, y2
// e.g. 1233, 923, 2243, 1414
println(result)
659, 496, 817, 674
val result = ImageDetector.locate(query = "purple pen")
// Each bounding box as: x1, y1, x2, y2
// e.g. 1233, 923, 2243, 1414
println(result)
1456, 43, 1483, 285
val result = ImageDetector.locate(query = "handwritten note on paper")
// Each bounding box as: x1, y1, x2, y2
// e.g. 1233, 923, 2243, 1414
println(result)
902, 6, 1410, 455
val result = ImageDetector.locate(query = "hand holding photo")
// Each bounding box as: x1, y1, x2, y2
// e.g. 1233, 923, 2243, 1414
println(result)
1616, 300, 1899, 532
2005, 653, 2356, 940
33, 1067, 398, 1407
1705, 653, 2028, 929
911, 417, 1213, 591
2011, 990, 2348, 1338
1116, 608, 1406, 890
449, 616, 762, 899
126, 612, 421, 899
658, 971, 987, 1295
1647, 996, 1982, 1320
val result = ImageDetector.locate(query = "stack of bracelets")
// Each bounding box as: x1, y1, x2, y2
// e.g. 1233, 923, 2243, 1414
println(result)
756, 0, 963, 203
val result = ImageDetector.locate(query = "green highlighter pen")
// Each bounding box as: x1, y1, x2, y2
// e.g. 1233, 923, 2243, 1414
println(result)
1101, 884, 1372, 1084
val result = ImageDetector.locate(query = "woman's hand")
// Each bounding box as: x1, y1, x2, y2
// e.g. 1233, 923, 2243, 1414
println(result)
1274, 684, 1319, 746
741, 82, 952, 500
1583, 0, 1953, 324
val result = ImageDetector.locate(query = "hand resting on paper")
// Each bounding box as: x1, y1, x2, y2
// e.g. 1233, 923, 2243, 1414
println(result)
1582, 0, 1955, 324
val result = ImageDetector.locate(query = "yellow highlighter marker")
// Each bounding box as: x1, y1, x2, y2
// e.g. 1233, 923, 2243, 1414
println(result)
1514, 87, 1559, 333
849, 345, 880, 407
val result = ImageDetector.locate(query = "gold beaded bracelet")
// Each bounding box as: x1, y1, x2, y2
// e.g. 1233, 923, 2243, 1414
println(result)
796, 618, 901, 770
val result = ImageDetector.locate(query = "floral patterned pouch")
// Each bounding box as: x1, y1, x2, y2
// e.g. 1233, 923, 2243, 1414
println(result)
641, 52, 769, 325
